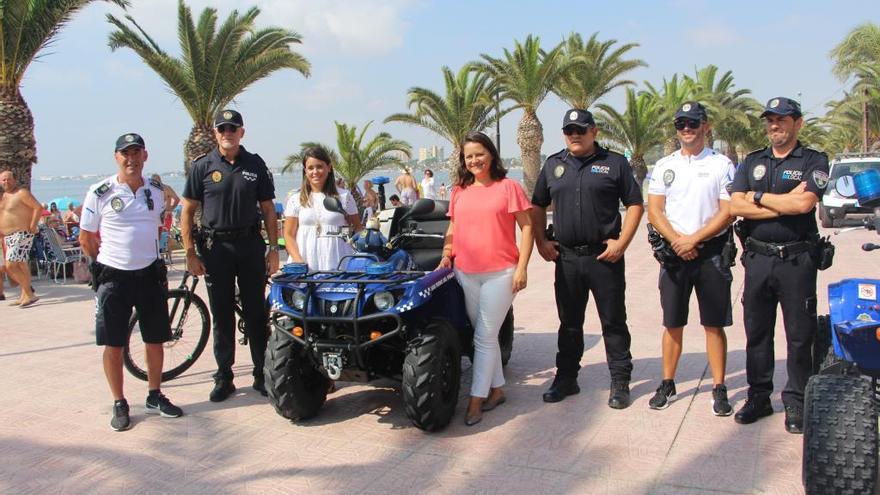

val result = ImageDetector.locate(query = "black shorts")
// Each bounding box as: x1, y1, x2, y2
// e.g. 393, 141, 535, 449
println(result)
95, 262, 170, 347
659, 253, 733, 328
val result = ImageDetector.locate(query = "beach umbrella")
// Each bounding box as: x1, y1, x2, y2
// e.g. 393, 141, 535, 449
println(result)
48, 196, 81, 210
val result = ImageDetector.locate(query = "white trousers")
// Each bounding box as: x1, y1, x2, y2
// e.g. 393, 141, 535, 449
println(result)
455, 267, 516, 398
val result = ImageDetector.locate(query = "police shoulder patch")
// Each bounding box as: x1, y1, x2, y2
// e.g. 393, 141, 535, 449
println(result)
94, 182, 111, 197
812, 170, 829, 189
149, 177, 162, 189
191, 153, 208, 164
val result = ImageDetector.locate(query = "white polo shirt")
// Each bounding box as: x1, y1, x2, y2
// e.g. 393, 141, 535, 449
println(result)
648, 148, 736, 237
80, 175, 164, 270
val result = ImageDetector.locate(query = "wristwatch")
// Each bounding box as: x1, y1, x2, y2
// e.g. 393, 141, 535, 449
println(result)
753, 191, 764, 205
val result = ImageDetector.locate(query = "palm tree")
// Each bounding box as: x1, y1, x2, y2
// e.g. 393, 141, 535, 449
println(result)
385, 66, 499, 181
471, 35, 567, 195
830, 23, 880, 151
686, 65, 759, 162
0, 0, 129, 186
595, 88, 665, 187
107, 0, 310, 172
643, 74, 694, 155
553, 32, 646, 109
283, 122, 410, 209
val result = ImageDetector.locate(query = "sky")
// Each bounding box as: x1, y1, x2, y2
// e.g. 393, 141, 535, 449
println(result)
20, 0, 880, 177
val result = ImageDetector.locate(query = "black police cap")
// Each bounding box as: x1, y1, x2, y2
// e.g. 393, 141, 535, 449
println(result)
760, 97, 802, 118
562, 109, 595, 129
674, 101, 708, 121
214, 109, 244, 128
115, 133, 145, 152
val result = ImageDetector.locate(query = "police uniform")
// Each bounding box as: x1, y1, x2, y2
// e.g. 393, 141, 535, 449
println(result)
648, 108, 736, 329
81, 136, 169, 347
182, 110, 275, 389
731, 97, 829, 415
532, 110, 643, 388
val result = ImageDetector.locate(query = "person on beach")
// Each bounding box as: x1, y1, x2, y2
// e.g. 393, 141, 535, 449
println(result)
729, 97, 829, 434
420, 169, 436, 200
181, 109, 279, 403
46, 202, 64, 234
63, 202, 80, 235
439, 132, 533, 426
645, 102, 736, 416
532, 109, 644, 409
151, 173, 180, 231
0, 171, 42, 308
79, 133, 183, 431
395, 167, 418, 205
388, 194, 403, 208
283, 147, 361, 271
362, 179, 379, 221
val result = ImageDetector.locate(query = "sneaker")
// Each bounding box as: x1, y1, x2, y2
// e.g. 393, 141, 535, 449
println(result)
111, 399, 131, 431
784, 405, 804, 434
734, 397, 774, 424
711, 384, 733, 416
608, 380, 631, 409
145, 392, 183, 418
649, 379, 677, 410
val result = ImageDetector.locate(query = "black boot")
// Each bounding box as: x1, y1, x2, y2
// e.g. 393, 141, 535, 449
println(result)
542, 376, 580, 403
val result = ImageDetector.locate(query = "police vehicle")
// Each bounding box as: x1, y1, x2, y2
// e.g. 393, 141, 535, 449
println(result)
818, 151, 880, 227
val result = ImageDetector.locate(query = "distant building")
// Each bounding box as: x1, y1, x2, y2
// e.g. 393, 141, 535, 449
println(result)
418, 145, 445, 163
418, 147, 428, 162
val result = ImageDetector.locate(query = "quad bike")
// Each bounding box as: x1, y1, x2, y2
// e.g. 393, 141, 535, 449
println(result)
803, 170, 880, 495
263, 198, 513, 431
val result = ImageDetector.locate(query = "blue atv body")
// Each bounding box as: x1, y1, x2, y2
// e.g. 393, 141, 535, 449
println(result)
262, 199, 514, 431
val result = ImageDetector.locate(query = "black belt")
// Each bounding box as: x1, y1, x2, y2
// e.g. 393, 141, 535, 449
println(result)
745, 237, 813, 258
97, 259, 163, 282
559, 243, 606, 257
204, 225, 260, 241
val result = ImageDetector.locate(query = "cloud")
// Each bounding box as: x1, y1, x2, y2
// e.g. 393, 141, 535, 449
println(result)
687, 24, 739, 47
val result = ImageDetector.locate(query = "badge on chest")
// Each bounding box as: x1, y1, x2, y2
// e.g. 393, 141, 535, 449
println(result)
110, 197, 124, 212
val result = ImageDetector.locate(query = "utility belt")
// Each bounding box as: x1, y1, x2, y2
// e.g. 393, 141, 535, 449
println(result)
647, 224, 733, 269
195, 225, 261, 251
91, 259, 167, 291
558, 243, 606, 257
744, 235, 834, 270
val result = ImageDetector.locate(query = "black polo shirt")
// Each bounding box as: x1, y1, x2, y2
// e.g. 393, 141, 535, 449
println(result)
532, 144, 643, 246
182, 145, 275, 231
731, 141, 829, 243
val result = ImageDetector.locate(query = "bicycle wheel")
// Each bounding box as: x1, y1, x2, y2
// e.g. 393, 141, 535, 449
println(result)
124, 288, 211, 381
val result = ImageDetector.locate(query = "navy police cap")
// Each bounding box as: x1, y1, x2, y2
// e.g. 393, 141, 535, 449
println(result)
214, 109, 244, 128
760, 97, 802, 118
115, 133, 145, 152
674, 101, 708, 121
562, 109, 595, 129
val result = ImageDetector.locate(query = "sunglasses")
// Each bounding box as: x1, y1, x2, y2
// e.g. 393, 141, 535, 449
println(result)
144, 188, 154, 211
674, 119, 702, 130
216, 124, 239, 134
563, 126, 590, 136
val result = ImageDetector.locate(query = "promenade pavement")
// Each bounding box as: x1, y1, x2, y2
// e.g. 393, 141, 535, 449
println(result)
2, 217, 879, 494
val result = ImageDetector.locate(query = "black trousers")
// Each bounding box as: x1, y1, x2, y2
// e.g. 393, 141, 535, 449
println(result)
742, 250, 817, 408
554, 248, 633, 381
202, 236, 269, 381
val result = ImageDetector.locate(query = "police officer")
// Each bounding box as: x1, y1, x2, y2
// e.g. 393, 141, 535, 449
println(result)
80, 133, 183, 431
180, 110, 279, 402
730, 97, 829, 433
646, 102, 736, 416
532, 109, 644, 408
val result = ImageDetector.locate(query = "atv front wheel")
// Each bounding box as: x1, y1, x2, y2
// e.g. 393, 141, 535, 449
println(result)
264, 330, 330, 421
402, 320, 462, 431
803, 374, 878, 495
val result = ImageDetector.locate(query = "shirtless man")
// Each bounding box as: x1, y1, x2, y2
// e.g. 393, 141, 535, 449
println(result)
150, 174, 180, 230
0, 171, 42, 307
395, 168, 418, 206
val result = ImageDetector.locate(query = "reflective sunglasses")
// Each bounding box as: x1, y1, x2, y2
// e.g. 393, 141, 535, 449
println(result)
674, 119, 702, 131
144, 188, 154, 211
563, 126, 590, 136
216, 124, 239, 134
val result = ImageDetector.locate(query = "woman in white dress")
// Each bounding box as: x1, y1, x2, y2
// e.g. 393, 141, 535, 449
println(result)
283, 147, 361, 271
420, 169, 436, 200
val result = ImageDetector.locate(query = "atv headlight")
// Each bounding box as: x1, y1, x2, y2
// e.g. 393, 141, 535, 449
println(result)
291, 290, 306, 311
373, 291, 396, 311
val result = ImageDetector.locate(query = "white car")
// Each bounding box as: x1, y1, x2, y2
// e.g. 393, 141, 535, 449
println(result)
819, 152, 880, 227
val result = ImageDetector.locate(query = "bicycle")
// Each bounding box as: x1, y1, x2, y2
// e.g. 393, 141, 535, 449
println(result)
123, 270, 255, 381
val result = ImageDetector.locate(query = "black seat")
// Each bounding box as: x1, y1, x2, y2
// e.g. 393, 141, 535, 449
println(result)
389, 201, 449, 271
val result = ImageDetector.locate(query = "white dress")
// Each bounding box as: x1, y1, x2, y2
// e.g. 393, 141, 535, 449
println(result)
284, 188, 359, 271
421, 177, 436, 200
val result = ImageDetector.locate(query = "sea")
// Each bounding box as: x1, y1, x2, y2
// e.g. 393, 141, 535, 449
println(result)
30, 167, 526, 206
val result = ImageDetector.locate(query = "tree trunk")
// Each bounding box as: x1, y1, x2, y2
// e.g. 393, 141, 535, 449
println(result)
517, 111, 544, 197
446, 146, 461, 186
662, 136, 679, 156
631, 154, 648, 190
0, 88, 37, 188
184, 123, 216, 174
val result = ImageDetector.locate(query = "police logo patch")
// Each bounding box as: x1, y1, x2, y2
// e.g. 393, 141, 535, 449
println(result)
781, 170, 803, 181
110, 197, 124, 212
124, 134, 135, 143
554, 165, 565, 178
223, 111, 233, 120
663, 169, 675, 186
211, 171, 223, 183
812, 170, 829, 189
770, 98, 780, 108
682, 103, 692, 112
591, 165, 610, 174
753, 164, 767, 180
569, 111, 578, 121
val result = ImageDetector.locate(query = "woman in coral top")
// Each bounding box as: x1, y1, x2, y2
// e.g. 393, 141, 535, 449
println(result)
439, 132, 534, 426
